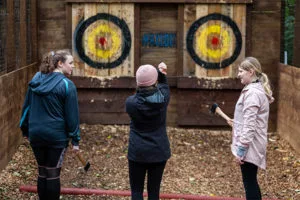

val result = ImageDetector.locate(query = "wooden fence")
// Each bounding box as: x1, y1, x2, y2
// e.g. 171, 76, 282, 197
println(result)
277, 64, 300, 153
0, 64, 37, 171
0, 0, 38, 171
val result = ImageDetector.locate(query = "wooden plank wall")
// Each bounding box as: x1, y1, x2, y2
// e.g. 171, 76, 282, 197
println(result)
179, 0, 281, 129
177, 90, 240, 126
0, 64, 37, 171
247, 0, 281, 130
36, 0, 281, 130
5, 0, 16, 73
277, 64, 300, 154
140, 4, 178, 76
1, 0, 37, 74
38, 0, 68, 58
0, 1, 6, 74
78, 89, 134, 124
66, 0, 253, 2
293, 0, 300, 67
0, 0, 38, 171
176, 77, 243, 126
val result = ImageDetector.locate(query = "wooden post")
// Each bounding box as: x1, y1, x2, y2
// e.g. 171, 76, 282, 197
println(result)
20, 0, 27, 67
134, 4, 140, 74
31, 0, 38, 63
6, 0, 16, 72
66, 3, 72, 50
176, 4, 184, 76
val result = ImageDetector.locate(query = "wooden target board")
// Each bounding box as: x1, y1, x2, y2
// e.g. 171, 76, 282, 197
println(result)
183, 4, 246, 78
75, 13, 131, 69
186, 13, 242, 69
72, 4, 134, 77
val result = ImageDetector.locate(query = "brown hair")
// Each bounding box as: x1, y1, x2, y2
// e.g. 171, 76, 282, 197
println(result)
40, 50, 72, 74
239, 57, 272, 96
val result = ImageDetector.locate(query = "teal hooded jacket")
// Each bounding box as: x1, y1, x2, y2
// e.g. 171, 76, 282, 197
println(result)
20, 72, 80, 148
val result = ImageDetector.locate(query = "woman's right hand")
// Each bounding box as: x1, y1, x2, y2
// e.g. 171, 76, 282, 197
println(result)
227, 118, 233, 127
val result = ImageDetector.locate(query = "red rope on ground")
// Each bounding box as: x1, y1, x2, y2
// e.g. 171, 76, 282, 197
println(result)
19, 185, 278, 200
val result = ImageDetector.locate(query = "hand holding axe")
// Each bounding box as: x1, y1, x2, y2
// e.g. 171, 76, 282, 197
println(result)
210, 103, 232, 123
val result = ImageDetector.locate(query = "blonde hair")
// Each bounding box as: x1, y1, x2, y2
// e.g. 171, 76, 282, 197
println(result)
239, 57, 272, 96
40, 50, 72, 74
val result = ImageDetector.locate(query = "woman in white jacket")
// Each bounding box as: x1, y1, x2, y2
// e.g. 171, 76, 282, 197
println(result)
228, 57, 274, 200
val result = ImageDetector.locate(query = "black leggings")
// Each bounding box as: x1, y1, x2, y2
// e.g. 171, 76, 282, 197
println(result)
240, 161, 262, 200
128, 160, 167, 200
31, 146, 66, 200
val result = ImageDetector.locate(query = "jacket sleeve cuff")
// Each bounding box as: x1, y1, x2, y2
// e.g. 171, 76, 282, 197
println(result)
236, 141, 249, 148
71, 140, 79, 146
68, 128, 81, 146
157, 70, 167, 84
236, 145, 247, 158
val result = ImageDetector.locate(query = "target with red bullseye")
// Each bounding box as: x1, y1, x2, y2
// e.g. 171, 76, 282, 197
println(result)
74, 13, 131, 69
186, 13, 242, 69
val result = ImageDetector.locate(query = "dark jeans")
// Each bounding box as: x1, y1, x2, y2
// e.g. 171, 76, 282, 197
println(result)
31, 146, 66, 200
128, 160, 167, 200
240, 161, 262, 200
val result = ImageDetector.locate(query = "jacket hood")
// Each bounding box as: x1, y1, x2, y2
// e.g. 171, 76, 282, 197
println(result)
29, 72, 66, 95
243, 82, 274, 103
136, 87, 165, 106
132, 87, 165, 119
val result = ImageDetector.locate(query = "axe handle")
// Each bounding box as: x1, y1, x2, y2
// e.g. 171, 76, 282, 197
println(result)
215, 107, 231, 122
76, 152, 87, 166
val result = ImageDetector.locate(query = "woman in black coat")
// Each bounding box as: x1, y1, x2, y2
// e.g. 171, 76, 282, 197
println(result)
125, 62, 171, 200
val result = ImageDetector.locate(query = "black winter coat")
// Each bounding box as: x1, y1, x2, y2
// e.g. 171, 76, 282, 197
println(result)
125, 71, 171, 163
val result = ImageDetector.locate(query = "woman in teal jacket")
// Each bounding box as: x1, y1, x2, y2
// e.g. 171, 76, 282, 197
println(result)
20, 50, 80, 200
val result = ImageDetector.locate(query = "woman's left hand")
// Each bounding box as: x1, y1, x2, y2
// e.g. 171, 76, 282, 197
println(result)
235, 157, 244, 165
72, 145, 80, 156
158, 62, 167, 75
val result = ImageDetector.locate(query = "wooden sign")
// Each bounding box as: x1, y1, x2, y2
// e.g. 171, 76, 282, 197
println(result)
142, 33, 176, 48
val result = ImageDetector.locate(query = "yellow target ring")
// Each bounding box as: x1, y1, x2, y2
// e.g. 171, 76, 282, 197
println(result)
87, 23, 121, 59
196, 24, 231, 60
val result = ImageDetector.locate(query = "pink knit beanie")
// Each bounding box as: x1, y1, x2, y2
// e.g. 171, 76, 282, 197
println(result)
136, 64, 158, 87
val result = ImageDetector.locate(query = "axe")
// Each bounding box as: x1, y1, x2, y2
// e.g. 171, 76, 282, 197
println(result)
210, 103, 231, 122
76, 152, 91, 172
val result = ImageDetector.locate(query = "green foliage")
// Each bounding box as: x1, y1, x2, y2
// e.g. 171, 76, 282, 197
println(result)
284, 0, 295, 64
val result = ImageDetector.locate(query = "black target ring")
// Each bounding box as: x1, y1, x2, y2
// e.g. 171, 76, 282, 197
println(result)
186, 13, 242, 69
74, 13, 131, 69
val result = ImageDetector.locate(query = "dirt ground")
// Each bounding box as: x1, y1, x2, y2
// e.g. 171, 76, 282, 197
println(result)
0, 124, 299, 200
